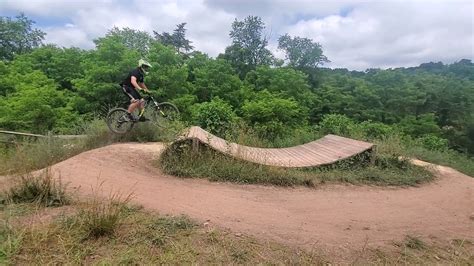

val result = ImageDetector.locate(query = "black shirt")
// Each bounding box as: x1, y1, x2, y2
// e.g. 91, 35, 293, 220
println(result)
120, 68, 144, 87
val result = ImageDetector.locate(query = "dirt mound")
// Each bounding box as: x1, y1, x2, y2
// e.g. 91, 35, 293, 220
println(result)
48, 143, 473, 259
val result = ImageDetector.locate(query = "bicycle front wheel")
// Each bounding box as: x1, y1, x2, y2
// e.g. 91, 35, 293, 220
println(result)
153, 102, 180, 128
106, 108, 135, 134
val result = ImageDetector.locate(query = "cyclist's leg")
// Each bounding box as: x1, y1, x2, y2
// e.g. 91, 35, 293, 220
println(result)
122, 86, 142, 120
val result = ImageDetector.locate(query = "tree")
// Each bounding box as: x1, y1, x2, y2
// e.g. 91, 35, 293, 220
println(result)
95, 27, 154, 57
278, 34, 329, 69
220, 16, 273, 79
154, 23, 193, 54
0, 13, 45, 60
10, 45, 85, 90
0, 70, 79, 133
191, 58, 243, 107
244, 66, 317, 110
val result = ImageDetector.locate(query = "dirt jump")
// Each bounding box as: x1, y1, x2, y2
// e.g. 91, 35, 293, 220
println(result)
47, 141, 473, 259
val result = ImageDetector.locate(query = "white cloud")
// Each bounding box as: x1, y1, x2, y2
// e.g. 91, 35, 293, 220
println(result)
1, 0, 472, 70
282, 1, 474, 69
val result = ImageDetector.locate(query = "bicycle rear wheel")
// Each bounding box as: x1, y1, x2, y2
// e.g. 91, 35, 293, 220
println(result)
152, 102, 180, 128
106, 108, 135, 134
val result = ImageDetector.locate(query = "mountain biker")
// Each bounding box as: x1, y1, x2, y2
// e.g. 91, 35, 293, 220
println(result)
119, 59, 152, 121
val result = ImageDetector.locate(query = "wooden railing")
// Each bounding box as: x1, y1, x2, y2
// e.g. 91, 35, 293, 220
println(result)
0, 130, 86, 144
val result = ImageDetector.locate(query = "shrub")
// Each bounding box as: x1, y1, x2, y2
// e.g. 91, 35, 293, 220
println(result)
191, 97, 237, 136
357, 120, 396, 140
416, 135, 449, 151
241, 90, 308, 139
318, 114, 355, 136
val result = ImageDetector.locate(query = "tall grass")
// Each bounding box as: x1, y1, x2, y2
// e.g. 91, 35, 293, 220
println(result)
2, 168, 69, 207
159, 140, 433, 187
61, 187, 132, 239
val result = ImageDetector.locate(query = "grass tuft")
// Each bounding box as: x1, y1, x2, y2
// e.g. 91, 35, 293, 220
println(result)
63, 190, 132, 239
2, 168, 69, 207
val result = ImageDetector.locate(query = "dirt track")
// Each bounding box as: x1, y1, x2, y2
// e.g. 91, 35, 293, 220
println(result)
49, 143, 473, 257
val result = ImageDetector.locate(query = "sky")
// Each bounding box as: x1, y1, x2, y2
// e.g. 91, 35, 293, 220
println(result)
1, 0, 473, 70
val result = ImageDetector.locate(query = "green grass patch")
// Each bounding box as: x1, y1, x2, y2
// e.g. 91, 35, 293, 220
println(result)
159, 140, 433, 187
406, 145, 474, 177
9, 202, 322, 265
374, 134, 474, 177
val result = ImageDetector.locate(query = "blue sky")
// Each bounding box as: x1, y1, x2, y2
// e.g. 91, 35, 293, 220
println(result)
1, 0, 472, 70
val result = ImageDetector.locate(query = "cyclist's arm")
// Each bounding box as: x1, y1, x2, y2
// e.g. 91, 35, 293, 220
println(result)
138, 82, 150, 92
130, 76, 141, 91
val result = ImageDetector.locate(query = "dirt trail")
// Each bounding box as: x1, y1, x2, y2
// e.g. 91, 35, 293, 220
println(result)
49, 143, 473, 256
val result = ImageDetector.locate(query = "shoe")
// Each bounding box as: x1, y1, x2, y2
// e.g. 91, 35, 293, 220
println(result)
118, 114, 130, 123
128, 113, 139, 122
138, 115, 150, 122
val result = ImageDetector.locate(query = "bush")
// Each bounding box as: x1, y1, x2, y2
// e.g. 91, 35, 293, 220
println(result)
191, 97, 237, 136
417, 135, 449, 151
318, 114, 355, 136
357, 121, 396, 140
241, 90, 308, 140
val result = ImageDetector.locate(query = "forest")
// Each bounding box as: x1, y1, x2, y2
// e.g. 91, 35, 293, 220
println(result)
1, 14, 473, 155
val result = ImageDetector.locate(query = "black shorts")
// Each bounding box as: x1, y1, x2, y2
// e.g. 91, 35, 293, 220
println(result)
122, 85, 142, 102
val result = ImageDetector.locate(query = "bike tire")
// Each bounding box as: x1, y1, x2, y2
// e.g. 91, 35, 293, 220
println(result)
153, 102, 180, 128
106, 108, 135, 134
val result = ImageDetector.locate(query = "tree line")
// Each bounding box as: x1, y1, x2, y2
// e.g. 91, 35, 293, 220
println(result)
1, 14, 473, 154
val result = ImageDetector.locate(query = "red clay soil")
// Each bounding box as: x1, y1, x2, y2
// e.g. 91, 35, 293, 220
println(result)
48, 143, 473, 258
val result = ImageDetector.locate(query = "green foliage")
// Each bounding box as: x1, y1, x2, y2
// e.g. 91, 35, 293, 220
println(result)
417, 135, 449, 151
318, 114, 355, 136
278, 33, 329, 69
398, 114, 441, 137
0, 70, 81, 133
147, 42, 189, 100
73, 36, 140, 112
0, 13, 45, 60
191, 58, 243, 107
154, 23, 193, 54
191, 98, 237, 136
356, 121, 396, 140
244, 66, 315, 108
241, 90, 308, 139
95, 27, 154, 57
220, 16, 273, 78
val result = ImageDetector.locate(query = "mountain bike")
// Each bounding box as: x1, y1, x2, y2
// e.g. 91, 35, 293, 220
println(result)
106, 93, 179, 134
